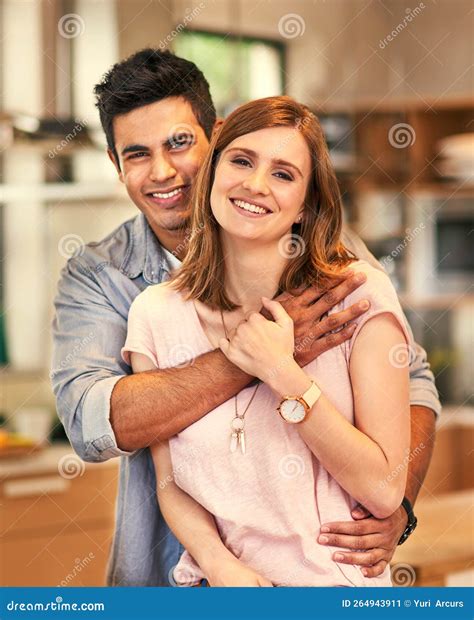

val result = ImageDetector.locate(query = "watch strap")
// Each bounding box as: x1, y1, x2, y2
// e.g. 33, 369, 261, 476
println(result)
301, 381, 321, 410
398, 496, 418, 545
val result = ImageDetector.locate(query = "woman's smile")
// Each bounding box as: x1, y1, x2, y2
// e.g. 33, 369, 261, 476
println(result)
229, 197, 273, 218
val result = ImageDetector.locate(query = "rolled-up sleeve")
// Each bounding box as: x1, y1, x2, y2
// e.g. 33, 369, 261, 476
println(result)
404, 321, 442, 417
51, 257, 133, 462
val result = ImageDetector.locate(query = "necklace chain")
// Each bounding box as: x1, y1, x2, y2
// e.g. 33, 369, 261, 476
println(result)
220, 308, 260, 454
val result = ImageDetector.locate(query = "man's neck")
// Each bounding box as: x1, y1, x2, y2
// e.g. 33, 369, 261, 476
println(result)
148, 221, 188, 261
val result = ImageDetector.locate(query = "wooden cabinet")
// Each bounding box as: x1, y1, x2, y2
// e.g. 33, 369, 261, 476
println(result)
0, 445, 118, 586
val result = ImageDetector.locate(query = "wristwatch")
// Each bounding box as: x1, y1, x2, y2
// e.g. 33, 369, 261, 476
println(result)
277, 381, 321, 424
397, 497, 418, 545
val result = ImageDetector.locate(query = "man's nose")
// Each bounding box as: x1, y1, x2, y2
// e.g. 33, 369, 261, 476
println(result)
242, 169, 270, 195
149, 153, 177, 183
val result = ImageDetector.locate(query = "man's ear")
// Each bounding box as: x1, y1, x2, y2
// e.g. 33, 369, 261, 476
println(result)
107, 148, 124, 182
212, 118, 224, 135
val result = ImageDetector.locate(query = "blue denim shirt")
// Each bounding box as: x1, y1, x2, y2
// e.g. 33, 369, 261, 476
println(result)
51, 213, 441, 587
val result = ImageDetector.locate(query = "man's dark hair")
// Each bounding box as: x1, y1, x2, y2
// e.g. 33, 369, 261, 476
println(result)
94, 48, 216, 163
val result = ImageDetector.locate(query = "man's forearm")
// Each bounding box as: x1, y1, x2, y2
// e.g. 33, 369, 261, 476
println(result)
405, 405, 437, 505
110, 349, 251, 451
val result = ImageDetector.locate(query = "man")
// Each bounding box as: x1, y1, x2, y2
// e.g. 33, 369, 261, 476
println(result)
52, 49, 440, 586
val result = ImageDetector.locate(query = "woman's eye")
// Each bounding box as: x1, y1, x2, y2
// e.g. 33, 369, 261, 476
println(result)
274, 171, 293, 181
231, 157, 251, 167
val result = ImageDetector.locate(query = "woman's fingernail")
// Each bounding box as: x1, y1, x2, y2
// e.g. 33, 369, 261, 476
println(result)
360, 300, 370, 310
362, 569, 368, 576
334, 553, 344, 562
319, 535, 329, 544
354, 273, 366, 283
320, 526, 330, 533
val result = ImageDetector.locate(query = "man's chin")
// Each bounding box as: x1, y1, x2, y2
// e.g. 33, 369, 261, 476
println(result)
144, 207, 192, 233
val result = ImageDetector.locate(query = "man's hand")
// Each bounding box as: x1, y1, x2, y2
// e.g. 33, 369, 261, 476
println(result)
271, 270, 370, 367
318, 505, 408, 577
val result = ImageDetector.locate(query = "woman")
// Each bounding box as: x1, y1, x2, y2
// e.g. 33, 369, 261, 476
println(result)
122, 96, 410, 587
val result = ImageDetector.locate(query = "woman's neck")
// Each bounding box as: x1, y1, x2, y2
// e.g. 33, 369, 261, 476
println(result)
221, 234, 288, 312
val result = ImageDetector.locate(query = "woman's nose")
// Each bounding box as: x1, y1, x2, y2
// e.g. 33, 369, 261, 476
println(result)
242, 170, 270, 195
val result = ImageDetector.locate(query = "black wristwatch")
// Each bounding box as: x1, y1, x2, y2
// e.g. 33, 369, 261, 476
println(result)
397, 497, 418, 545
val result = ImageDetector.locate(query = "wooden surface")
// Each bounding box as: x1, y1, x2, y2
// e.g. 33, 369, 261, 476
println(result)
393, 489, 474, 586
0, 445, 118, 586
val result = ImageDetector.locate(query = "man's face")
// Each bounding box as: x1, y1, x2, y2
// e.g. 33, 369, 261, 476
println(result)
111, 97, 210, 240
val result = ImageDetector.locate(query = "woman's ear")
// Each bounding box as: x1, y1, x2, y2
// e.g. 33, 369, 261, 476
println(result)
295, 211, 304, 225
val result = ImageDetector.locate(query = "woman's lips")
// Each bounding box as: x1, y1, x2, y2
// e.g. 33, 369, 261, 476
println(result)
229, 198, 272, 218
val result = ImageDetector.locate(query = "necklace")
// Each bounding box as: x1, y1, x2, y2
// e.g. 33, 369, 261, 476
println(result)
220, 308, 260, 454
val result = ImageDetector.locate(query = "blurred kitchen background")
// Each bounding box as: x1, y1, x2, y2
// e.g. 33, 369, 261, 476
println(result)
0, 0, 472, 588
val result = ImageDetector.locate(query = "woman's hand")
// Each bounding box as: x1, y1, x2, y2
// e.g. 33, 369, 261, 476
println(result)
219, 297, 296, 384
206, 556, 273, 587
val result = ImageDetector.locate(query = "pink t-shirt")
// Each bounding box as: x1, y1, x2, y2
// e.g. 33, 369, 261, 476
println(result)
122, 259, 410, 587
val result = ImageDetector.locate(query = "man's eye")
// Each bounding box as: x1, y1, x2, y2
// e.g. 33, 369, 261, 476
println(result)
169, 133, 194, 149
128, 152, 147, 159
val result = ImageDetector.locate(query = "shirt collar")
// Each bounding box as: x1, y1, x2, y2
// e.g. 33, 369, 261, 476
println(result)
120, 213, 171, 284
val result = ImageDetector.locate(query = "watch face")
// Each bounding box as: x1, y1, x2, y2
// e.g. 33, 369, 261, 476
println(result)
280, 399, 306, 423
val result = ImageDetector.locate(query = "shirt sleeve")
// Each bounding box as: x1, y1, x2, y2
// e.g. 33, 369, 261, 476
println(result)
342, 231, 441, 417
51, 257, 134, 462
121, 289, 159, 368
342, 264, 411, 362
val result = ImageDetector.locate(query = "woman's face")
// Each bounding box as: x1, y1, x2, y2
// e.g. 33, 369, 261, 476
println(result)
210, 126, 312, 243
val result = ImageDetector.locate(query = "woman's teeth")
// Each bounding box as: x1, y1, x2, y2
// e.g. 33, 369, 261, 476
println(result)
233, 199, 269, 215
152, 188, 183, 199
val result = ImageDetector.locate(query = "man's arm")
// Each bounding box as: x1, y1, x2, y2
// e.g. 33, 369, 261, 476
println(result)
318, 405, 436, 577
53, 256, 368, 458
112, 271, 369, 450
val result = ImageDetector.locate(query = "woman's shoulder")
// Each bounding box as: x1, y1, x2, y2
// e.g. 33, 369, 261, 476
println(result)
339, 259, 401, 311
129, 280, 191, 318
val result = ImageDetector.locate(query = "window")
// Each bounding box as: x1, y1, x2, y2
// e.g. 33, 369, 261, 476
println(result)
173, 30, 285, 115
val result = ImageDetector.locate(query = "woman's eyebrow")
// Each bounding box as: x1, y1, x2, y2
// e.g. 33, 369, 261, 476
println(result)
225, 147, 302, 177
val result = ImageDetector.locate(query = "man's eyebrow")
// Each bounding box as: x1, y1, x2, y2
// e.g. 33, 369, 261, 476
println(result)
225, 147, 302, 177
121, 144, 149, 156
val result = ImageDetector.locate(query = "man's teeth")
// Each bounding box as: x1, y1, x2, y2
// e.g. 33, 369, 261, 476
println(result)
152, 188, 183, 199
233, 199, 269, 215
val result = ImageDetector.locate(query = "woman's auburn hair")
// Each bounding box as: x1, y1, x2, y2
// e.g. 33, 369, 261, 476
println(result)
171, 95, 355, 310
